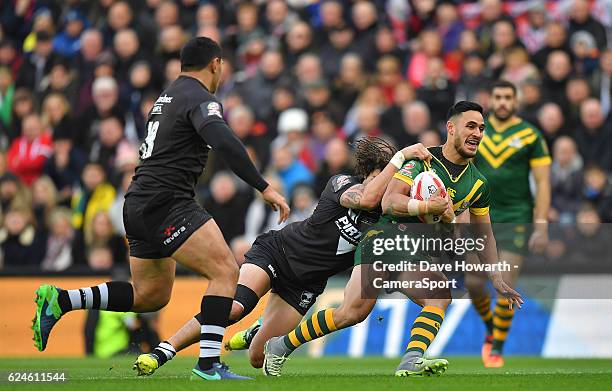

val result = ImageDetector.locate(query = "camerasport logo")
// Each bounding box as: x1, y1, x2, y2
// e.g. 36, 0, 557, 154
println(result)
163, 225, 186, 245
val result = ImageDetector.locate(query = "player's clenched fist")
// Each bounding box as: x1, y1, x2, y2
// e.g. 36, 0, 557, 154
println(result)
401, 143, 432, 162
262, 186, 290, 223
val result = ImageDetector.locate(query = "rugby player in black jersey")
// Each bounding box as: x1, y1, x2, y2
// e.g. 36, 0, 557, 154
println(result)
32, 37, 289, 381
131, 137, 435, 375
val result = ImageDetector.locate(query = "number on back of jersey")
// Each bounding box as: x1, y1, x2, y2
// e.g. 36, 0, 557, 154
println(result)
140, 121, 159, 159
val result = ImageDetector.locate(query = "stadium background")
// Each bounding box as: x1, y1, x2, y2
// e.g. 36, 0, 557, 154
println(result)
0, 0, 611, 360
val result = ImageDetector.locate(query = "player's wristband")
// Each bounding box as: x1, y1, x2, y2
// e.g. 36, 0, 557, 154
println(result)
389, 151, 405, 169
407, 199, 420, 216
534, 219, 548, 224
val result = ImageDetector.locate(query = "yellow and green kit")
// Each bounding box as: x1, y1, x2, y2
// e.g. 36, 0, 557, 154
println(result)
474, 116, 551, 253
355, 146, 491, 265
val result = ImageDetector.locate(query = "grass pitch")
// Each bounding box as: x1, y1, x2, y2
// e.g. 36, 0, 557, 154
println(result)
1, 356, 611, 390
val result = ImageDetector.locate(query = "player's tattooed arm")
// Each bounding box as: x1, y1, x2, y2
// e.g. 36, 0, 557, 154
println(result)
339, 184, 366, 209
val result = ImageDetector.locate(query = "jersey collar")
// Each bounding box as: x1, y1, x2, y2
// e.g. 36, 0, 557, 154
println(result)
487, 115, 522, 133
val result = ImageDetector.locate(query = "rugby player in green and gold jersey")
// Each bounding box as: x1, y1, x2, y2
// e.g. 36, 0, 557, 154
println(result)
467, 80, 551, 368
262, 101, 522, 378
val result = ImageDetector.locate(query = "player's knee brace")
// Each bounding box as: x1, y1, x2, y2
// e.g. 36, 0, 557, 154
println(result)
233, 284, 259, 319
193, 284, 259, 324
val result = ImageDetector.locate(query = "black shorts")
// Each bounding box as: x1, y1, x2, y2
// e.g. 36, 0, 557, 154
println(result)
123, 191, 213, 259
244, 230, 327, 315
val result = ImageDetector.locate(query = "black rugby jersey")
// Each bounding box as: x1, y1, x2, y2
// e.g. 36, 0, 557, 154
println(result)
279, 174, 381, 283
127, 75, 267, 198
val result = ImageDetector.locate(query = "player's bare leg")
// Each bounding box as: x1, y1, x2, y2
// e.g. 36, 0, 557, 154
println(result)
248, 293, 303, 368
394, 270, 451, 377
134, 262, 271, 375
263, 265, 378, 376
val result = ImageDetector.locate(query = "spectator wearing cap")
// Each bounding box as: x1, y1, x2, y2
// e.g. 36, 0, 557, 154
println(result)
43, 124, 86, 207
7, 113, 52, 186
570, 31, 600, 77
276, 108, 316, 172
53, 10, 88, 58
21, 8, 55, 53
16, 30, 60, 92
575, 99, 612, 170
569, 0, 607, 51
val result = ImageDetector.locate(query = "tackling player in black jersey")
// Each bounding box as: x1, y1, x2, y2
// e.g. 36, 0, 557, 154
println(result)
32, 37, 289, 381
131, 138, 433, 374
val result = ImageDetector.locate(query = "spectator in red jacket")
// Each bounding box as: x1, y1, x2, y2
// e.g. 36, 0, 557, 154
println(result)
7, 113, 52, 186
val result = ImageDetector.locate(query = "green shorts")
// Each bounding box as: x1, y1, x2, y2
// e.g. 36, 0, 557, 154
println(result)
492, 223, 532, 255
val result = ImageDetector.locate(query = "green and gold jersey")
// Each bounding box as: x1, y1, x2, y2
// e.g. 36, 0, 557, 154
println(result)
388, 146, 491, 222
474, 116, 551, 223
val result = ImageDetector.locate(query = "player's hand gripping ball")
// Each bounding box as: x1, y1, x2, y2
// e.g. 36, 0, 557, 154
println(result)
410, 171, 448, 224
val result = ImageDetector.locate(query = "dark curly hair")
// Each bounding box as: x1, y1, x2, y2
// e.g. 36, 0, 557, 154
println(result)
352, 136, 397, 181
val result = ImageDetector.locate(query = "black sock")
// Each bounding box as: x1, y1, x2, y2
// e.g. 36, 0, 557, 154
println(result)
57, 282, 134, 313
152, 341, 176, 366
197, 295, 233, 371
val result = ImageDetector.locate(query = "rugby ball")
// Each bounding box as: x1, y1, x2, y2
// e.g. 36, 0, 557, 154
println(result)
410, 171, 447, 224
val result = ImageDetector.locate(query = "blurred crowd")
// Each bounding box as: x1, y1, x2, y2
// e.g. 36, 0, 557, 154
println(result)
0, 0, 611, 272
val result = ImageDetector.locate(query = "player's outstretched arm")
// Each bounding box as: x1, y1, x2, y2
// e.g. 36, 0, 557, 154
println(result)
197, 120, 290, 222
470, 212, 524, 309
